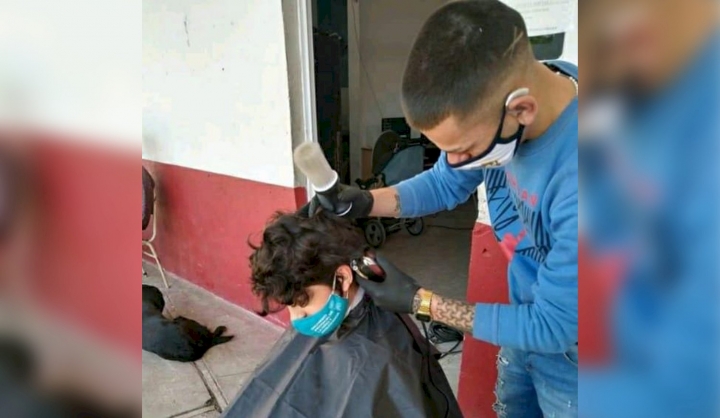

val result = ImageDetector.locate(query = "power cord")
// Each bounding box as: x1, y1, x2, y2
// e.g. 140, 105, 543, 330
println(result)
426, 321, 464, 359
426, 224, 474, 231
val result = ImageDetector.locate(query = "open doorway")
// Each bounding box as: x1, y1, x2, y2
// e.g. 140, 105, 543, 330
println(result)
309, 0, 446, 186
310, 0, 350, 183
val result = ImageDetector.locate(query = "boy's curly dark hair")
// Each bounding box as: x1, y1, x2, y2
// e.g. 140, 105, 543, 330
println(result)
249, 211, 367, 316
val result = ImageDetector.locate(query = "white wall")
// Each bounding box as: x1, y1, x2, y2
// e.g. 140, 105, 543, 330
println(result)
142, 0, 297, 188
558, 6, 579, 75
0, 0, 140, 148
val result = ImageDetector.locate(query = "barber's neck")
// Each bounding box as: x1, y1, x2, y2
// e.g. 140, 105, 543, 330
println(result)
523, 61, 577, 140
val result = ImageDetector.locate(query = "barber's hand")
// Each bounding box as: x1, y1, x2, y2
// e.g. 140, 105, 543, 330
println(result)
307, 183, 374, 219
356, 253, 420, 314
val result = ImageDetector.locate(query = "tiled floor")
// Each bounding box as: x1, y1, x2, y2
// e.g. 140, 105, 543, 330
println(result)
142, 198, 476, 417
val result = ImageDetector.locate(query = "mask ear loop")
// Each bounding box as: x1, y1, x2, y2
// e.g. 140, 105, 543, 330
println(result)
494, 87, 531, 144
498, 87, 530, 149
332, 274, 347, 299
506, 87, 530, 107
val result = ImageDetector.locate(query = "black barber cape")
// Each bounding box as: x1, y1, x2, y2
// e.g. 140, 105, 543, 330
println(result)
222, 295, 463, 418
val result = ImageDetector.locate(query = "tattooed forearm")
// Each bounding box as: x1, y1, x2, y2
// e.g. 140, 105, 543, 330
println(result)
393, 193, 402, 216
431, 293, 474, 334
369, 187, 402, 217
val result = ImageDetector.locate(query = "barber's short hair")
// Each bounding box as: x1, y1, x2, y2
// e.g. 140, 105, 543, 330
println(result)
249, 211, 366, 316
402, 0, 533, 130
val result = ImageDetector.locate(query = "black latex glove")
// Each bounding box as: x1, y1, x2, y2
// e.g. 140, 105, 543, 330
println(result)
356, 253, 420, 314
307, 183, 374, 219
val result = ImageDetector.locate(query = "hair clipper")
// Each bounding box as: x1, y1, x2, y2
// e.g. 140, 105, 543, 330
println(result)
351, 251, 386, 283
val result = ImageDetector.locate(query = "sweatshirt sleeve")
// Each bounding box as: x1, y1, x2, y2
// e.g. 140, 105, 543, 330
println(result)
393, 152, 485, 218
473, 157, 578, 353
580, 210, 720, 418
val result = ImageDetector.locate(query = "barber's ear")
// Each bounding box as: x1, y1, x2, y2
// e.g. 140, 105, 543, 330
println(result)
507, 94, 538, 126
335, 265, 354, 294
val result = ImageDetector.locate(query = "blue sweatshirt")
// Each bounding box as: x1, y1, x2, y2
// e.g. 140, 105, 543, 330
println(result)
395, 61, 578, 353
579, 32, 720, 418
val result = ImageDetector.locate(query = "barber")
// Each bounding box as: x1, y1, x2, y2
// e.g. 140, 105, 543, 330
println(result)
309, 2, 578, 417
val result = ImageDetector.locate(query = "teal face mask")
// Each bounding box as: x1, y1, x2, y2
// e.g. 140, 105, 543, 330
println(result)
291, 278, 349, 338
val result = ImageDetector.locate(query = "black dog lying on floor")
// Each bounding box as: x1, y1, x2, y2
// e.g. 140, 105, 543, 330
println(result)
142, 285, 234, 362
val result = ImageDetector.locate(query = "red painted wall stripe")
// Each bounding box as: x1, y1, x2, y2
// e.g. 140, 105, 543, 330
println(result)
142, 160, 302, 326
1, 136, 141, 361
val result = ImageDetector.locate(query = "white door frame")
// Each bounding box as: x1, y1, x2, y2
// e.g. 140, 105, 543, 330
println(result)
295, 0, 319, 201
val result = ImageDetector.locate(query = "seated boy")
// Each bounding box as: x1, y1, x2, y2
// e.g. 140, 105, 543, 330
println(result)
222, 211, 462, 418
